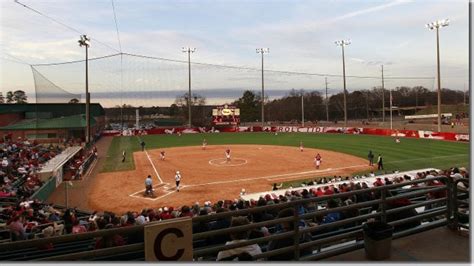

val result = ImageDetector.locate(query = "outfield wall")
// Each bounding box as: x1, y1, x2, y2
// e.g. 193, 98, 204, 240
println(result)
102, 126, 469, 142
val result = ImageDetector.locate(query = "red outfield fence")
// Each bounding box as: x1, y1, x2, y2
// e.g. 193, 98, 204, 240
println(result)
102, 126, 469, 142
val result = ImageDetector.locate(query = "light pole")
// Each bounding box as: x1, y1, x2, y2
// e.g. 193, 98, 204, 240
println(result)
256, 48, 269, 128
182, 47, 196, 128
426, 19, 449, 132
335, 40, 351, 127
78, 35, 91, 144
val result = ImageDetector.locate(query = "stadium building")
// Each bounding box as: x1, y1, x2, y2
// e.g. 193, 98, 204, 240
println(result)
0, 103, 105, 142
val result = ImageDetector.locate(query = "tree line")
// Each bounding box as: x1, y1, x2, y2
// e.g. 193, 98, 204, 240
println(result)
0, 90, 28, 104
104, 86, 468, 127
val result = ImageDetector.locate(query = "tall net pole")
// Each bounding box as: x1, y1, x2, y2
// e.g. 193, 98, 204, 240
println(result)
381, 65, 385, 123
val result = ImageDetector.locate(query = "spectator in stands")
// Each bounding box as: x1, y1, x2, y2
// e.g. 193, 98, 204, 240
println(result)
384, 191, 420, 232
267, 208, 312, 260
321, 199, 342, 225
38, 226, 54, 250
94, 218, 125, 249
179, 205, 194, 218
208, 208, 231, 245
62, 209, 75, 234
8, 215, 27, 241
216, 216, 262, 261
72, 219, 87, 234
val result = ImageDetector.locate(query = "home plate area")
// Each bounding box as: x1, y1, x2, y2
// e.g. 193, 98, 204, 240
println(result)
129, 183, 175, 200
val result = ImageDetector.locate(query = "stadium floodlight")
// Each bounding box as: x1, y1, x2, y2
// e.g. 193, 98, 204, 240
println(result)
78, 34, 90, 48
426, 19, 449, 132
78, 35, 91, 143
334, 39, 351, 127
182, 47, 196, 128
182, 47, 196, 53
256, 48, 269, 128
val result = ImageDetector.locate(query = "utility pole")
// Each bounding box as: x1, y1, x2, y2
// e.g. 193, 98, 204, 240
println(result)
301, 94, 304, 127
325, 77, 329, 122
78, 35, 90, 144
390, 88, 393, 130
463, 83, 466, 105
256, 48, 269, 128
415, 88, 418, 111
182, 47, 196, 128
381, 65, 385, 123
426, 19, 449, 132
366, 90, 369, 120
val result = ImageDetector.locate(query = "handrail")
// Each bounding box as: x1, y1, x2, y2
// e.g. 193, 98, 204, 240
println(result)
452, 178, 469, 230
36, 243, 144, 261
0, 175, 456, 261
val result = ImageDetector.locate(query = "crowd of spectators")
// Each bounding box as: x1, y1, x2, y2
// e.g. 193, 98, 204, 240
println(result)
0, 138, 64, 199
1, 164, 468, 260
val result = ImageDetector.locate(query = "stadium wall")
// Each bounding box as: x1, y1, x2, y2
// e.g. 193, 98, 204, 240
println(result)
101, 126, 469, 142
30, 176, 56, 202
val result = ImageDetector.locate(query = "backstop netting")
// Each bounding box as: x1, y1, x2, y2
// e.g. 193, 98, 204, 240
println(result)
31, 52, 437, 127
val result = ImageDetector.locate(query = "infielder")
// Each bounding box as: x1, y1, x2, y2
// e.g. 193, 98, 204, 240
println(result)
314, 153, 322, 169
202, 139, 207, 150
300, 141, 304, 152
160, 150, 165, 161
225, 148, 231, 162
175, 171, 182, 192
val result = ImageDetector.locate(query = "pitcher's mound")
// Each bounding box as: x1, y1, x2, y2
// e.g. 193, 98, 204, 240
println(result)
208, 158, 248, 166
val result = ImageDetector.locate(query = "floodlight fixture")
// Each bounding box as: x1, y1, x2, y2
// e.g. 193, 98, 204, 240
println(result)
426, 18, 450, 30
335, 39, 351, 46
182, 47, 196, 53
78, 35, 90, 47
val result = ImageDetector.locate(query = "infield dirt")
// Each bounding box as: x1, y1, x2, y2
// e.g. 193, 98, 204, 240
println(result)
82, 145, 372, 213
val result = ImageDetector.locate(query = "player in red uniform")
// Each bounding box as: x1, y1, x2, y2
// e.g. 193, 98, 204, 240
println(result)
314, 153, 322, 169
225, 148, 231, 162
160, 150, 165, 161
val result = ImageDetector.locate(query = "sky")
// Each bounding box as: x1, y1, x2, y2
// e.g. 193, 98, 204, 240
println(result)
0, 0, 470, 107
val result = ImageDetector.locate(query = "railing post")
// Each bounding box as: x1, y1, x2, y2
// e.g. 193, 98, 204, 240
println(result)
448, 178, 457, 230
380, 189, 387, 223
293, 204, 300, 260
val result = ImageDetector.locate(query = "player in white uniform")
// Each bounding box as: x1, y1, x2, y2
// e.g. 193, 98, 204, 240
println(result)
300, 141, 304, 152
202, 139, 207, 150
314, 153, 322, 169
175, 171, 182, 192
225, 148, 231, 162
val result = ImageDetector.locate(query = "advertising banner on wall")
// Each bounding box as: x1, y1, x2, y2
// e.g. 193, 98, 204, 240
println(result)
102, 126, 469, 142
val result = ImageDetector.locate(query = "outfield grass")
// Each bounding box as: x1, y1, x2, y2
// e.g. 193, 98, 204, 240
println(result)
102, 132, 469, 179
